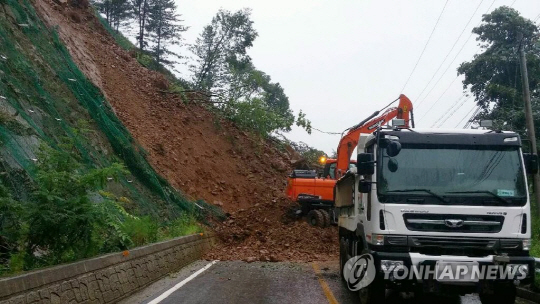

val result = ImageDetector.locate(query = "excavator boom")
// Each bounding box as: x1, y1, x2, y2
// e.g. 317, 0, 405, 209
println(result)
334, 94, 413, 177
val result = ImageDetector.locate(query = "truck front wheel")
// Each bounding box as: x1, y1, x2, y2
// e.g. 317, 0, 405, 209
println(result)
479, 283, 516, 304
358, 279, 386, 304
339, 236, 349, 281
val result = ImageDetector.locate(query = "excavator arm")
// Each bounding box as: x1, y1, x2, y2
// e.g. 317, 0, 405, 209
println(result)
334, 94, 413, 178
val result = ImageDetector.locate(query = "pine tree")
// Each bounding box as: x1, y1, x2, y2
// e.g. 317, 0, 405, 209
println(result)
92, 0, 132, 32
146, 0, 187, 66
131, 0, 151, 51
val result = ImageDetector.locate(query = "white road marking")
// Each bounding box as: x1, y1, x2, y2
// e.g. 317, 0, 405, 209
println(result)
148, 260, 219, 304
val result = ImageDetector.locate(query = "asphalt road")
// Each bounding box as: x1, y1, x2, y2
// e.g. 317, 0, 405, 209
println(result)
121, 260, 535, 304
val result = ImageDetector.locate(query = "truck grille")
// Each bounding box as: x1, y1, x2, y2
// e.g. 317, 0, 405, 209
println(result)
403, 213, 504, 233
409, 236, 499, 256
409, 236, 496, 249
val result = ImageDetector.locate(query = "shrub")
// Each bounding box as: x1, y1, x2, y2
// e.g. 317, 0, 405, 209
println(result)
24, 144, 127, 267
159, 215, 201, 240
121, 216, 158, 247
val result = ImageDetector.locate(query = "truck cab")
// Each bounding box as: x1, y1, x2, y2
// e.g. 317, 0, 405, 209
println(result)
336, 127, 536, 303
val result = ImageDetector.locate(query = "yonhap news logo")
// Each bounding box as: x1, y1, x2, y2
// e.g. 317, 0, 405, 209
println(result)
342, 254, 377, 291
343, 255, 530, 291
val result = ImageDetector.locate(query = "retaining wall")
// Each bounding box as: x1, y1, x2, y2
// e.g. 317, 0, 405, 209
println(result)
0, 233, 215, 304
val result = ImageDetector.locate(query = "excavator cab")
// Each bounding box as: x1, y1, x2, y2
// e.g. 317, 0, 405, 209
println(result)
321, 160, 357, 179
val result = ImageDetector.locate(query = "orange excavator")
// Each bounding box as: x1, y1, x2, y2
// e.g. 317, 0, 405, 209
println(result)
286, 94, 414, 227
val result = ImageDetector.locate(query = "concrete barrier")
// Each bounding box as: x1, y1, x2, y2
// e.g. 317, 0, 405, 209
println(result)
0, 233, 215, 304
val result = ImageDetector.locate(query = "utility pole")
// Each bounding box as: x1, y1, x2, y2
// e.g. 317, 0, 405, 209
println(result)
518, 32, 540, 216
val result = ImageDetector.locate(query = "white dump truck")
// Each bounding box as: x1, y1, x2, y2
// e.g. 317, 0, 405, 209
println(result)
336, 122, 537, 304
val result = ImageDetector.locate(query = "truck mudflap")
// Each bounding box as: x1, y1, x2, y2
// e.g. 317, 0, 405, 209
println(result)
366, 251, 535, 286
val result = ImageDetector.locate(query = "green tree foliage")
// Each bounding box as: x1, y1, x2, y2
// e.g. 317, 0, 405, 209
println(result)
223, 59, 295, 134
288, 141, 326, 169
190, 9, 258, 92
93, 0, 132, 32
190, 9, 306, 136
25, 143, 127, 267
131, 0, 151, 51
0, 142, 201, 275
0, 184, 25, 268
295, 110, 312, 135
457, 6, 540, 134
224, 98, 294, 136
146, 0, 187, 66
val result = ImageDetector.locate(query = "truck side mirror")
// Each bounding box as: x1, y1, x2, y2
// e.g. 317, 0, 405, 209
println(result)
386, 141, 401, 157
524, 153, 539, 174
359, 180, 371, 193
357, 153, 374, 175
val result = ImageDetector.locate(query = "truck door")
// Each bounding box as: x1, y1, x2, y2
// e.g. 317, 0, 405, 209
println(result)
357, 146, 374, 235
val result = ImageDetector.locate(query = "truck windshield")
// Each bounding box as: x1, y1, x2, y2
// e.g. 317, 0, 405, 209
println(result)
378, 144, 526, 205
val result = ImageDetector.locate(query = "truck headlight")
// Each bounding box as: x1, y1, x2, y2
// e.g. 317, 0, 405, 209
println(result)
522, 239, 531, 251
371, 234, 385, 246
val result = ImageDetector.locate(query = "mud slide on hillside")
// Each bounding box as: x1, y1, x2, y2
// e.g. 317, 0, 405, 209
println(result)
33, 0, 338, 262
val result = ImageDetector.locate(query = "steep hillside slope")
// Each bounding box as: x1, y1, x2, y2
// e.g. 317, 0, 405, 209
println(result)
0, 0, 189, 217
34, 0, 291, 213
30, 0, 338, 262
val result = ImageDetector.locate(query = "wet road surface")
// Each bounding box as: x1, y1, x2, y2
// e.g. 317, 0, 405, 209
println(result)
121, 260, 535, 304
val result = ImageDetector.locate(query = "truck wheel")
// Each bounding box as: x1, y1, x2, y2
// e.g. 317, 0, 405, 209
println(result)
339, 236, 348, 281
479, 283, 516, 304
314, 210, 326, 227
329, 208, 337, 225
307, 210, 321, 226
358, 279, 385, 304
320, 210, 331, 227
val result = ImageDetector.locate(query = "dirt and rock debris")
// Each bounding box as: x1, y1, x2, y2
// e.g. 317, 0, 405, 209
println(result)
33, 0, 338, 262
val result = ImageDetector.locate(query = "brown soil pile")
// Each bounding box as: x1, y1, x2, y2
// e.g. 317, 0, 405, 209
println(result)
205, 199, 338, 262
33, 0, 337, 262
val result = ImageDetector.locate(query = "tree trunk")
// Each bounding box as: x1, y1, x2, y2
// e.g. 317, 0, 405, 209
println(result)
139, 0, 148, 51
156, 9, 163, 65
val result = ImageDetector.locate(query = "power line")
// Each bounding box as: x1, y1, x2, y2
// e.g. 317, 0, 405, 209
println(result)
431, 0, 517, 129
418, 75, 460, 121
415, 0, 505, 127
431, 95, 465, 128
432, 94, 472, 128
311, 127, 342, 135
416, 0, 498, 109
463, 106, 482, 128
400, 0, 451, 93
455, 105, 477, 128
415, 0, 485, 107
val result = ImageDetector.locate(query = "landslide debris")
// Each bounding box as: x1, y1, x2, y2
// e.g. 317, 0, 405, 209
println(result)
33, 0, 338, 262
206, 198, 338, 262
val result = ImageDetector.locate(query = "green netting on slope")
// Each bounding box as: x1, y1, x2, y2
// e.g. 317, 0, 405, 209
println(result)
0, 0, 223, 221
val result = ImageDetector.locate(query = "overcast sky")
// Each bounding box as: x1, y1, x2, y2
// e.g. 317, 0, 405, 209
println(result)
172, 0, 540, 155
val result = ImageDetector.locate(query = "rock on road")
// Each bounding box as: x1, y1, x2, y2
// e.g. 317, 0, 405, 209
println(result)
121, 260, 535, 304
